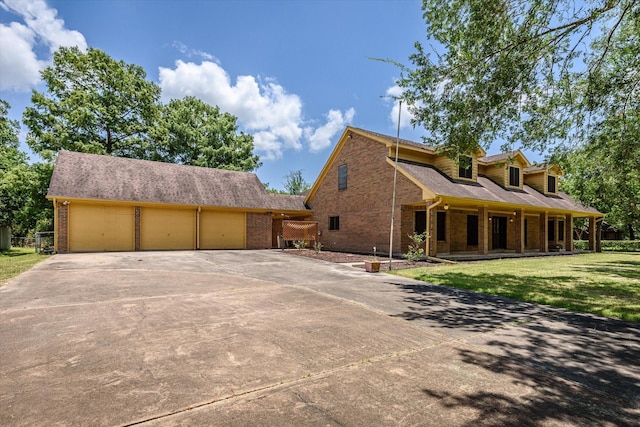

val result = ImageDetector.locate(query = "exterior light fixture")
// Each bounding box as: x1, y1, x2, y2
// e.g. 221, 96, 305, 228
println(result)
444, 204, 449, 210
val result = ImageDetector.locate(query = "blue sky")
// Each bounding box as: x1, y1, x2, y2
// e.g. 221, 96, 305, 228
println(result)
0, 0, 539, 190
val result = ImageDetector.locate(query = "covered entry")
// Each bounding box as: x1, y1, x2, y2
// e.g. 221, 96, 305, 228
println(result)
199, 210, 246, 249
140, 207, 196, 250
68, 203, 134, 252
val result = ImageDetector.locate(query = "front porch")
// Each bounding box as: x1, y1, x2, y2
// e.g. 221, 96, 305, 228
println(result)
401, 202, 602, 259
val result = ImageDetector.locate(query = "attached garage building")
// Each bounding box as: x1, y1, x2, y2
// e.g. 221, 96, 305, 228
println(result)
47, 151, 311, 253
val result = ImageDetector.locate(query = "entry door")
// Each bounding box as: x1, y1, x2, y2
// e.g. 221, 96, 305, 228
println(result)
492, 217, 507, 250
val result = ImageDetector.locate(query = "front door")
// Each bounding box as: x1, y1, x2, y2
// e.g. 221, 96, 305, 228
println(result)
492, 216, 507, 250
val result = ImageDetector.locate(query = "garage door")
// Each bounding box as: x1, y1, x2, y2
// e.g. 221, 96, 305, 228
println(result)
200, 211, 245, 249
69, 204, 134, 252
140, 207, 195, 250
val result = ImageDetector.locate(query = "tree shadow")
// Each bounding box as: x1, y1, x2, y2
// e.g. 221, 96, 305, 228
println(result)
387, 279, 640, 425
0, 249, 33, 257
579, 260, 640, 280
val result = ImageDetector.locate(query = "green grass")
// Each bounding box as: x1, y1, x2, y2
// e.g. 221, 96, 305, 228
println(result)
0, 247, 50, 286
390, 253, 640, 322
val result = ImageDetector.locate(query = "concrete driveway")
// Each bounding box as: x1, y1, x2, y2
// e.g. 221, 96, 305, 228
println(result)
1, 250, 638, 426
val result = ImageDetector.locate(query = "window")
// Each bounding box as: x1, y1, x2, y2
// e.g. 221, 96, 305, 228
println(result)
458, 156, 473, 179
524, 219, 528, 246
547, 175, 556, 193
329, 216, 340, 231
437, 211, 446, 241
509, 166, 520, 187
467, 215, 478, 246
415, 211, 426, 235
558, 220, 565, 241
548, 219, 555, 241
338, 164, 347, 190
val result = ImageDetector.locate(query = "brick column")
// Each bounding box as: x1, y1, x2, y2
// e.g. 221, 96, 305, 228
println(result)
515, 209, 524, 254
134, 207, 141, 251
588, 216, 596, 251
565, 213, 573, 251
479, 207, 488, 255
539, 212, 548, 253
57, 202, 69, 253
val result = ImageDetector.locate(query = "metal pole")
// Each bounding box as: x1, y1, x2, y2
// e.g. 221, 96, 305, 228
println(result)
388, 100, 402, 270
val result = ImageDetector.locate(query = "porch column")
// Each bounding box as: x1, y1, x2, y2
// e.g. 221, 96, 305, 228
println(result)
565, 213, 573, 251
588, 216, 596, 251
479, 206, 488, 255
539, 212, 548, 253
515, 209, 524, 254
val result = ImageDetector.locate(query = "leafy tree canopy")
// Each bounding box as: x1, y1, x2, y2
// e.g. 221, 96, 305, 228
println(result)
395, 0, 638, 158
283, 169, 311, 195
156, 96, 261, 171
23, 46, 162, 159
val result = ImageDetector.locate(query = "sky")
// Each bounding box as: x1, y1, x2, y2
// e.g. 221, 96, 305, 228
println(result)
0, 0, 540, 191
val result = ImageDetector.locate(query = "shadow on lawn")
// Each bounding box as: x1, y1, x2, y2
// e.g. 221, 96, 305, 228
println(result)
387, 279, 640, 425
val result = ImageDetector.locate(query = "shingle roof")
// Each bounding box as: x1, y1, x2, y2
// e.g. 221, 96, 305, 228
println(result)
350, 127, 438, 152
47, 151, 308, 211
397, 161, 600, 214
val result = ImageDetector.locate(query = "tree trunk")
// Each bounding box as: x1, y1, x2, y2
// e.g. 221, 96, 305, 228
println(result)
629, 224, 635, 241
106, 127, 113, 154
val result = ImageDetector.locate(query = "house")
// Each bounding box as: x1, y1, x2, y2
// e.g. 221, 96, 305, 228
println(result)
47, 151, 310, 252
304, 127, 603, 258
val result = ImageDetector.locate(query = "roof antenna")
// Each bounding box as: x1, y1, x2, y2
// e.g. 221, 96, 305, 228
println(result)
388, 99, 402, 270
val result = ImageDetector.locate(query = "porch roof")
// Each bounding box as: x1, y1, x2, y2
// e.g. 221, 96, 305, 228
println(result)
397, 161, 600, 215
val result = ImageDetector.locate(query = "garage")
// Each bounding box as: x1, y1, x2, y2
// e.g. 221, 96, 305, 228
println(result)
200, 210, 246, 249
47, 151, 310, 253
140, 207, 196, 250
68, 203, 134, 252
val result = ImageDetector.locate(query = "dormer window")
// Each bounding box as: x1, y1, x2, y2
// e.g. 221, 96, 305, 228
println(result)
547, 175, 556, 193
509, 166, 520, 187
458, 156, 473, 179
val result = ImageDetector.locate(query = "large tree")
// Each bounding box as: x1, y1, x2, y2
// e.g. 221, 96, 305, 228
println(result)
23, 46, 161, 158
1, 100, 53, 236
395, 0, 638, 158
283, 169, 311, 195
156, 96, 260, 171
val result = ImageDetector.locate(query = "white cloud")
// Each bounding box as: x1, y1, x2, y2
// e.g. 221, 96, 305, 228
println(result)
0, 0, 87, 91
171, 41, 217, 62
385, 84, 415, 129
159, 59, 354, 160
306, 108, 355, 152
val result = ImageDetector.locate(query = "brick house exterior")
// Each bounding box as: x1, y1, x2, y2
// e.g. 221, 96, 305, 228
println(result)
305, 127, 602, 258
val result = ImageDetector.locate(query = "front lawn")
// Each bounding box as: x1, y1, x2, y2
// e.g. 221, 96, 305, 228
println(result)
0, 247, 50, 286
390, 253, 640, 322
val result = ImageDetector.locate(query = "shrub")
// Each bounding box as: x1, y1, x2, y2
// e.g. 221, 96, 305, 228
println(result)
313, 241, 323, 253
293, 240, 306, 250
573, 240, 640, 252
404, 232, 426, 263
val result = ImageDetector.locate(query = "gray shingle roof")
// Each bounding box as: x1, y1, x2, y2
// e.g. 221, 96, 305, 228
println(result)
47, 151, 308, 211
397, 161, 600, 214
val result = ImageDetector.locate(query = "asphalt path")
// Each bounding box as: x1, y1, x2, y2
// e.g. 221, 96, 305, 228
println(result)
1, 250, 638, 426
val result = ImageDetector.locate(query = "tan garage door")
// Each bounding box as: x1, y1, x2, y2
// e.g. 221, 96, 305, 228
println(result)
200, 210, 245, 249
69, 203, 134, 252
140, 207, 196, 250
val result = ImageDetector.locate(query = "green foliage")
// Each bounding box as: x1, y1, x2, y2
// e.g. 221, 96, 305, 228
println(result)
283, 169, 311, 195
394, 0, 637, 159
314, 241, 323, 253
404, 232, 426, 263
293, 240, 307, 250
156, 96, 260, 171
575, 240, 640, 252
23, 46, 162, 158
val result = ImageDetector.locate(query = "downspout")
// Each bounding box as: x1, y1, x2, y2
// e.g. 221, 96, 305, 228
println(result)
425, 197, 443, 259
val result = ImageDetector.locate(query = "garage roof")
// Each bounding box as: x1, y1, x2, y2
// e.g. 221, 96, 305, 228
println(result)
48, 151, 308, 211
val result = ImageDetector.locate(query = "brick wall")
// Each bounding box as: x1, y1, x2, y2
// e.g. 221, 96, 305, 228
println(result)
246, 212, 272, 249
56, 202, 68, 253
308, 133, 423, 255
